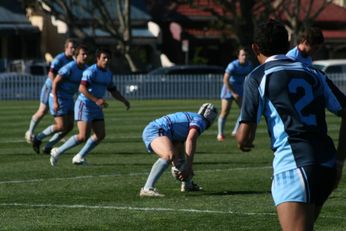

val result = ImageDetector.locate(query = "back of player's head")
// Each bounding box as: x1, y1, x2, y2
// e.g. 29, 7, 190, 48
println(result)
297, 27, 324, 46
74, 45, 88, 57
198, 103, 218, 127
253, 19, 289, 56
96, 48, 112, 59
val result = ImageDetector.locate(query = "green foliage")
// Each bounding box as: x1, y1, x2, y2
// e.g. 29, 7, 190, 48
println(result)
0, 100, 345, 230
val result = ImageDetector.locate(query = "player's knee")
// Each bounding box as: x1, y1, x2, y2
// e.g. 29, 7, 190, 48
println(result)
76, 135, 87, 142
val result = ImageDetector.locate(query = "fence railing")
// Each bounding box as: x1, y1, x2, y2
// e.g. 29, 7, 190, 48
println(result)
0, 72, 345, 100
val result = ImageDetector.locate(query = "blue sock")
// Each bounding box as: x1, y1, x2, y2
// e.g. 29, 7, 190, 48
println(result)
46, 132, 64, 148
36, 125, 55, 141
77, 137, 98, 158
217, 117, 226, 136
57, 135, 81, 155
144, 158, 169, 190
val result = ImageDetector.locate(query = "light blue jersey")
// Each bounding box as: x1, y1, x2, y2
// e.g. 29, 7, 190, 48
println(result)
74, 64, 116, 122
45, 52, 74, 89
77, 64, 115, 106
57, 61, 88, 98
49, 61, 88, 116
220, 60, 253, 99
40, 52, 73, 105
142, 112, 208, 152
286, 46, 313, 66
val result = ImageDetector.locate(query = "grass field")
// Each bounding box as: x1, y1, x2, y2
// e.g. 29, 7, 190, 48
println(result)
0, 100, 345, 230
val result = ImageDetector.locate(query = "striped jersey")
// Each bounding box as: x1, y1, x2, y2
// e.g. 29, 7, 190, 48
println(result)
240, 55, 346, 174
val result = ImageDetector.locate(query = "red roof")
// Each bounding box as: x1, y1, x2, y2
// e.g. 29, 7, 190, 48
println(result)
300, 0, 346, 23
323, 30, 346, 39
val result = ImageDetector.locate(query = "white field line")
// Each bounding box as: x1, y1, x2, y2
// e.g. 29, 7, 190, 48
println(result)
0, 166, 272, 185
0, 202, 344, 220
0, 202, 275, 216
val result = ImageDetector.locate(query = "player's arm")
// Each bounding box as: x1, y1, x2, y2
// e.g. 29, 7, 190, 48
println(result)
335, 108, 346, 188
109, 88, 130, 110
178, 127, 199, 180
51, 75, 63, 112
236, 122, 257, 152
78, 83, 106, 107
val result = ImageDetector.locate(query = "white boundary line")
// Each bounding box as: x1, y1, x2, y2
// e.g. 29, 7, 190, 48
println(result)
0, 202, 275, 216
0, 203, 344, 220
0, 166, 272, 185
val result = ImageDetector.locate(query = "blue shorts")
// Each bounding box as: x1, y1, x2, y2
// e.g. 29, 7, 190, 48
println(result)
74, 99, 104, 122
142, 122, 171, 153
48, 94, 74, 117
220, 82, 243, 99
271, 166, 336, 206
39, 83, 51, 105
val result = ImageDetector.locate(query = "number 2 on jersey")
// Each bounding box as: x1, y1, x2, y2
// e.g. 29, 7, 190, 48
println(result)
288, 78, 317, 126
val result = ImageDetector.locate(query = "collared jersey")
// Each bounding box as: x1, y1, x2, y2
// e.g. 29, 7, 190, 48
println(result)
225, 60, 253, 85
286, 46, 313, 66
241, 55, 346, 174
57, 61, 88, 98
152, 112, 208, 142
77, 64, 116, 106
45, 52, 74, 88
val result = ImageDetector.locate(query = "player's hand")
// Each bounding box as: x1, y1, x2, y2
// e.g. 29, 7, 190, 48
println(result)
177, 166, 192, 181
53, 101, 59, 112
96, 98, 107, 108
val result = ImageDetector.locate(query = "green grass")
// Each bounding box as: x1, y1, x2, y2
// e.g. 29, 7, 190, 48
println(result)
0, 100, 345, 230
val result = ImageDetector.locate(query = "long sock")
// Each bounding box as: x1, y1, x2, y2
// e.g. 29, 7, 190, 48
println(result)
28, 118, 40, 134
232, 114, 241, 135
46, 132, 65, 149
36, 125, 55, 141
56, 135, 81, 155
77, 137, 98, 158
144, 158, 169, 190
217, 117, 226, 136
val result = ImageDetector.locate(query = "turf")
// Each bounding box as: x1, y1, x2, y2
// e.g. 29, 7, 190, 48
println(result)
0, 100, 345, 230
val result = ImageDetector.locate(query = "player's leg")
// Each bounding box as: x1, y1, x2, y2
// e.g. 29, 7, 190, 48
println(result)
140, 136, 177, 196
25, 83, 50, 143
231, 96, 243, 136
44, 114, 74, 154
50, 120, 90, 166
217, 99, 231, 141
72, 120, 105, 164
25, 103, 48, 143
276, 202, 315, 231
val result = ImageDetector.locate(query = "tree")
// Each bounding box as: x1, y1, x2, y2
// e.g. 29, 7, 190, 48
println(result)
185, 0, 333, 46
32, 0, 138, 71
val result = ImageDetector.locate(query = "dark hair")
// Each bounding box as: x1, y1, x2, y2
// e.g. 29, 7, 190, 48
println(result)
74, 45, 88, 56
96, 48, 112, 59
253, 19, 289, 56
297, 27, 324, 46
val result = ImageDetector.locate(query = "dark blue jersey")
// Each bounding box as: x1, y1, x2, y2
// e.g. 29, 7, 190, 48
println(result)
241, 55, 346, 174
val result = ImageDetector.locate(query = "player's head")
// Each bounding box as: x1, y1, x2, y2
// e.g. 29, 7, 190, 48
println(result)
198, 103, 218, 128
297, 27, 324, 55
74, 45, 88, 64
252, 19, 289, 59
237, 47, 248, 65
96, 48, 111, 69
64, 38, 76, 57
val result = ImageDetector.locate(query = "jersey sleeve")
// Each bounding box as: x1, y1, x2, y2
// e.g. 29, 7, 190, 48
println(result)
323, 75, 346, 116
225, 62, 235, 75
189, 117, 206, 134
240, 74, 263, 124
81, 69, 94, 86
107, 73, 117, 91
58, 63, 71, 79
